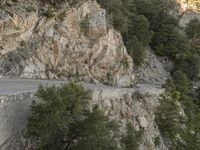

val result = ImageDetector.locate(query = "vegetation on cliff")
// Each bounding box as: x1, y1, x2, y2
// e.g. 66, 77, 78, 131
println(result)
26, 83, 119, 149
97, 0, 200, 79
24, 0, 200, 149
26, 83, 142, 150
97, 0, 200, 149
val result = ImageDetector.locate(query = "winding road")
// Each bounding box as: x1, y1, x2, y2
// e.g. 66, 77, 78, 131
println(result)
0, 78, 164, 95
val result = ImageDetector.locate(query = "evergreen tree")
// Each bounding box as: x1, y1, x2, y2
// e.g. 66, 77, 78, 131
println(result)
126, 36, 145, 65
155, 92, 185, 147
121, 123, 143, 150
70, 107, 120, 150
186, 18, 200, 39
25, 83, 91, 149
25, 83, 120, 150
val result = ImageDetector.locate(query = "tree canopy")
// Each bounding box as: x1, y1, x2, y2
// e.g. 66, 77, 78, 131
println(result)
26, 83, 120, 150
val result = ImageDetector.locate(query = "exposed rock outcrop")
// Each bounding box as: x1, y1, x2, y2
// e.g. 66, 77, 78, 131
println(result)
175, 0, 200, 27
0, 0, 134, 86
0, 0, 173, 150
135, 48, 169, 85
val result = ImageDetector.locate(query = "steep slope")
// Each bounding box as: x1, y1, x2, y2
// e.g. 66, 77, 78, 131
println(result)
0, 0, 134, 86
0, 0, 173, 150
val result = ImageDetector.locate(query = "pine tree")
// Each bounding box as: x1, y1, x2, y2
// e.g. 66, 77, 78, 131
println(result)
25, 83, 120, 150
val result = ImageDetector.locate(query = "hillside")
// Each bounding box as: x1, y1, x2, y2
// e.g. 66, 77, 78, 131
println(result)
0, 0, 200, 150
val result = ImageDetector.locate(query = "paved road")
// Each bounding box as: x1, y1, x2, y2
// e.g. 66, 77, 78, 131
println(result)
0, 78, 164, 95
0, 79, 68, 95
0, 79, 131, 95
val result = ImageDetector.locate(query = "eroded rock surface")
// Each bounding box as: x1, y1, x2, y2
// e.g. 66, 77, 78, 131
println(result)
0, 0, 134, 86
135, 48, 169, 85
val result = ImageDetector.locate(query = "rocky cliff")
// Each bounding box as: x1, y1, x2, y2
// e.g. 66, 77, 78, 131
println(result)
0, 0, 177, 150
0, 0, 135, 86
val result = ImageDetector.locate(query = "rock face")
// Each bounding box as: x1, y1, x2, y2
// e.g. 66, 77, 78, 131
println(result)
135, 48, 169, 85
0, 82, 167, 150
174, 0, 200, 27
0, 0, 134, 86
176, 0, 200, 13
92, 85, 167, 150
0, 0, 171, 150
179, 12, 200, 27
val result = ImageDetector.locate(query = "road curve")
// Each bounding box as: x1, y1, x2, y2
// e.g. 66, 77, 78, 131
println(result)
0, 78, 164, 95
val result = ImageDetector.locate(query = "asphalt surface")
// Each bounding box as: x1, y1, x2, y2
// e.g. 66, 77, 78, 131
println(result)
0, 78, 164, 95
0, 79, 67, 95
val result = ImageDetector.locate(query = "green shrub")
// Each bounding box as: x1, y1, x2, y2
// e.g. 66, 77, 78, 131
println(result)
97, 0, 153, 66
69, 107, 120, 150
121, 57, 129, 70
126, 36, 145, 66
25, 83, 91, 149
43, 8, 55, 18
25, 83, 120, 150
58, 12, 66, 21
80, 16, 90, 35
121, 122, 143, 150
155, 91, 184, 147
154, 136, 160, 147
186, 19, 200, 39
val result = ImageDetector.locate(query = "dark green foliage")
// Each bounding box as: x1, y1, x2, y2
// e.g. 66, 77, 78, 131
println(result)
150, 14, 187, 57
174, 54, 200, 80
43, 8, 55, 18
154, 136, 160, 147
157, 68, 200, 149
70, 107, 120, 150
97, 0, 153, 65
181, 111, 200, 150
186, 18, 200, 39
26, 83, 91, 149
194, 87, 200, 107
126, 36, 145, 65
121, 123, 143, 150
58, 12, 67, 21
131, 15, 153, 46
155, 92, 184, 147
151, 26, 188, 57
80, 16, 90, 35
26, 83, 120, 150
172, 70, 192, 93
121, 57, 129, 70
68, 0, 80, 7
